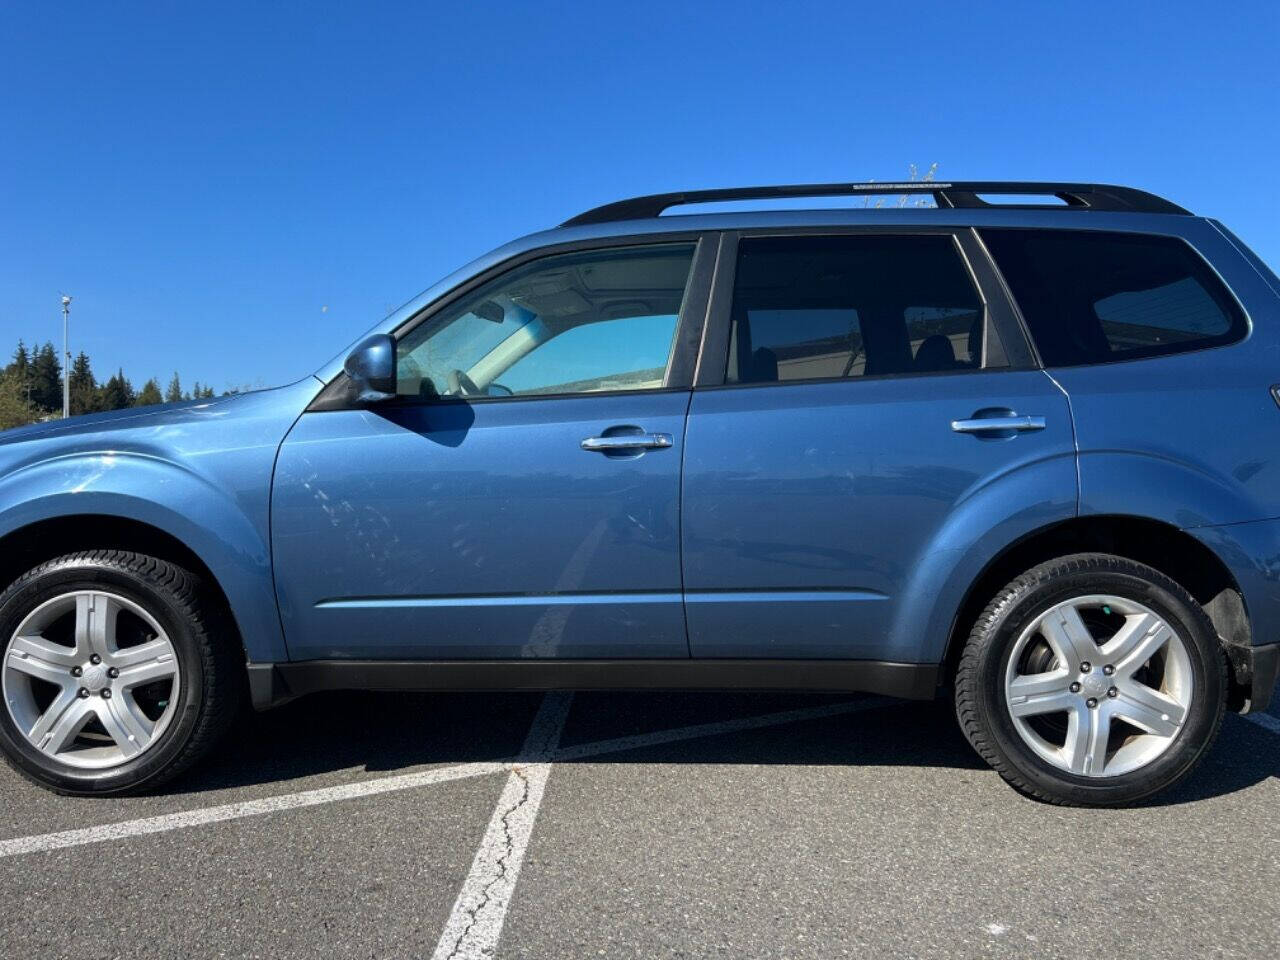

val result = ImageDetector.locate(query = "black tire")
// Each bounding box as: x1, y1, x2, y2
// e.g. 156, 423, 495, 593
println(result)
0, 551, 242, 796
954, 553, 1226, 806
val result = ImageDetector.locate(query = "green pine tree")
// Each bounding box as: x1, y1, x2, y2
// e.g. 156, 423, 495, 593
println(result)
99, 368, 135, 410
68, 351, 98, 416
0, 369, 29, 430
9, 340, 30, 379
165, 372, 182, 403
135, 377, 163, 407
31, 342, 62, 412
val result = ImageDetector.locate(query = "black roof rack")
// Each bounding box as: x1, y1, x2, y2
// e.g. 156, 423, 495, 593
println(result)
561, 181, 1191, 226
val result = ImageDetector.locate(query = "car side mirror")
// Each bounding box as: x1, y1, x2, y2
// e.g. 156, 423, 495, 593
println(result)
344, 334, 397, 403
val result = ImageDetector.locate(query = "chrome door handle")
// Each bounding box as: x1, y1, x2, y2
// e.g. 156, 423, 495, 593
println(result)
581, 433, 674, 452
951, 415, 1046, 433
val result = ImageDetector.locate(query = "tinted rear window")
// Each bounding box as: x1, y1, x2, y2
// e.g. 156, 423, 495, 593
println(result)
727, 235, 987, 384
981, 229, 1245, 367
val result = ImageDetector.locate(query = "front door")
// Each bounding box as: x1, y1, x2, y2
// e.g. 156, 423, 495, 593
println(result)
272, 239, 710, 660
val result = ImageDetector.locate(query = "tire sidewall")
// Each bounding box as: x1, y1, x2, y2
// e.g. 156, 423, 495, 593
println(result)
975, 564, 1223, 804
0, 558, 205, 794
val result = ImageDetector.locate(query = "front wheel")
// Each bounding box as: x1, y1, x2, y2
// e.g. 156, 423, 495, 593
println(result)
955, 553, 1226, 806
0, 551, 241, 795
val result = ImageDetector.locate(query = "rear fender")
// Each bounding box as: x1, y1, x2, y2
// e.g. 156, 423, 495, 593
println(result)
890, 452, 1078, 664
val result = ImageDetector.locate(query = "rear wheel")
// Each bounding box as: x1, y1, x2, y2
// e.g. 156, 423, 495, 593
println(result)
955, 553, 1226, 806
0, 551, 241, 795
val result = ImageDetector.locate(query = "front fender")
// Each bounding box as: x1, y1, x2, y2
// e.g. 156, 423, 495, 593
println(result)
889, 451, 1078, 663
0, 453, 287, 663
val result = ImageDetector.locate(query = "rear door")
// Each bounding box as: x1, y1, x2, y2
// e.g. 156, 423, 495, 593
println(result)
272, 237, 715, 660
681, 230, 1077, 662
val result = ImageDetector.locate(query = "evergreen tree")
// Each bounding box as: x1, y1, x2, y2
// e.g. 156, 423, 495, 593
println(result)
0, 370, 29, 430
135, 377, 163, 407
3, 338, 236, 428
5, 341, 32, 414
99, 368, 135, 410
31, 342, 62, 412
9, 340, 30, 379
68, 351, 98, 416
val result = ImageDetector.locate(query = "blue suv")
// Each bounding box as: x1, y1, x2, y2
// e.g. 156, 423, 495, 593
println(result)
2, 181, 1277, 806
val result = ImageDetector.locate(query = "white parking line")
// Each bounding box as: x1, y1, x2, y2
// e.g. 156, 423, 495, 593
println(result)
0, 760, 507, 859
432, 692, 574, 960
1, 697, 1271, 864
0, 697, 886, 860
429, 695, 886, 959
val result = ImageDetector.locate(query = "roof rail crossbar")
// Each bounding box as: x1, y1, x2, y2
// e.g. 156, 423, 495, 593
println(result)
561, 181, 1191, 226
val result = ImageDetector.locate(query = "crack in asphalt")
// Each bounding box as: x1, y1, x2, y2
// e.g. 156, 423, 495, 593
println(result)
433, 693, 573, 960
441, 765, 532, 960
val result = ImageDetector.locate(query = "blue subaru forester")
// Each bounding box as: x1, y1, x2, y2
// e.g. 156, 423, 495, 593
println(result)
1, 181, 1277, 806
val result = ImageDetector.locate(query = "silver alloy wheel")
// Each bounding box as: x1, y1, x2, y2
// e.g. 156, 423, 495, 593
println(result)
1003, 594, 1194, 778
2, 590, 180, 769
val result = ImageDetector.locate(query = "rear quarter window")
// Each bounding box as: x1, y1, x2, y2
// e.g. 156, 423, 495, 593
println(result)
981, 229, 1246, 367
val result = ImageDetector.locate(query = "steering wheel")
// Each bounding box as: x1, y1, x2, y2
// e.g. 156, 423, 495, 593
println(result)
447, 368, 481, 397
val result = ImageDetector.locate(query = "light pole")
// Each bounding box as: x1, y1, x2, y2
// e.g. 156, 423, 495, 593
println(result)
61, 295, 71, 418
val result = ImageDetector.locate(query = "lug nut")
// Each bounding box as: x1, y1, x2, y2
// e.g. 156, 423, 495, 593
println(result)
77, 688, 90, 699
89, 654, 101, 665
107, 667, 119, 679
1069, 682, 1081, 693
1107, 687, 1118, 698
1103, 664, 1115, 676
1080, 662, 1092, 673
1086, 697, 1098, 708
71, 666, 82, 677
101, 689, 112, 699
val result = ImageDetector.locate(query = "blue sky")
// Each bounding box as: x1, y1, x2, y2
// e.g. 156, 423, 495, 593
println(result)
2, 1, 1278, 392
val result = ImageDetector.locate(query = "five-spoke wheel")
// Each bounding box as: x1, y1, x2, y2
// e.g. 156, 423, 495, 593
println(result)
4, 590, 181, 768
956, 554, 1225, 806
0, 551, 240, 795
1004, 595, 1193, 777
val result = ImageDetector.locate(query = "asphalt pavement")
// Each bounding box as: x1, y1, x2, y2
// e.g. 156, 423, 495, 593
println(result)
1, 688, 1276, 959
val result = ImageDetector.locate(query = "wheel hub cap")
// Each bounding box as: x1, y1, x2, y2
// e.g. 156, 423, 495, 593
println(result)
1081, 672, 1109, 698
82, 661, 112, 693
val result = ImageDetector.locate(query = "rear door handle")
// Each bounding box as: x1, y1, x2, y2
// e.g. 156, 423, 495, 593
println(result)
581, 433, 673, 452
951, 415, 1046, 433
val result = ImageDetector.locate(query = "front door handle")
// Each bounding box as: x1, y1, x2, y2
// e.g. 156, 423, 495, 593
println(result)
951, 415, 1046, 434
581, 433, 674, 452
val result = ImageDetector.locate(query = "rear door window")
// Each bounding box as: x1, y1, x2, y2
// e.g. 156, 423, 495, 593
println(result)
980, 229, 1246, 367
725, 235, 988, 384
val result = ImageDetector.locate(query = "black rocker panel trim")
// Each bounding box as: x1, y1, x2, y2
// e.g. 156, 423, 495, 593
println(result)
246, 659, 940, 710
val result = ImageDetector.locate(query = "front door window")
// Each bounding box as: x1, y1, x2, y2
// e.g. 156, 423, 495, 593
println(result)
395, 244, 696, 399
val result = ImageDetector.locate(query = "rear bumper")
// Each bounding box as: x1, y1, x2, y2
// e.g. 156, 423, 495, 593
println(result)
1226, 641, 1279, 713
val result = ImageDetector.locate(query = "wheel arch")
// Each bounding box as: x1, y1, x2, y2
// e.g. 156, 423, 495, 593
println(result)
0, 512, 261, 666
940, 514, 1251, 708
